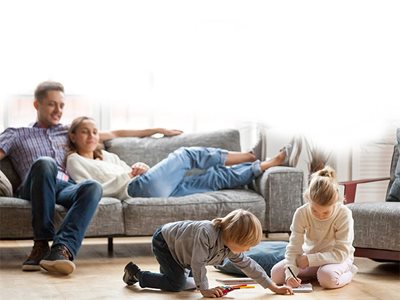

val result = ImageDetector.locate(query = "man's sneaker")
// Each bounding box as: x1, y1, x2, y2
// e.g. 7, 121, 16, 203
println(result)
22, 240, 50, 271
123, 262, 141, 286
281, 136, 302, 167
40, 244, 76, 275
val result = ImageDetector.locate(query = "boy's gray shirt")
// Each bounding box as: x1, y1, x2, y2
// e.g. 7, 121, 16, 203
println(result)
161, 220, 273, 290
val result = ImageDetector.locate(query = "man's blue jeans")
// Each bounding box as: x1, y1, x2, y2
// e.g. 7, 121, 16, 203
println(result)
18, 157, 102, 259
128, 147, 261, 197
137, 227, 188, 291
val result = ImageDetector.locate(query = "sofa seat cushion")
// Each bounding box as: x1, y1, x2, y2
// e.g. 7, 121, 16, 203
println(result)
0, 197, 33, 238
347, 202, 400, 251
55, 197, 125, 237
123, 189, 265, 236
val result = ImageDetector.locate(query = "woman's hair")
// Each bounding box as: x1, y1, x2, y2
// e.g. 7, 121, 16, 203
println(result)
304, 166, 343, 206
212, 209, 262, 247
66, 116, 103, 161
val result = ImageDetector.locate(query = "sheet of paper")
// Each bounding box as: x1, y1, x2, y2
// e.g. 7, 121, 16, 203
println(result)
292, 283, 313, 293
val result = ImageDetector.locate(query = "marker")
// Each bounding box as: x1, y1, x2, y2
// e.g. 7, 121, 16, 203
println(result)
219, 285, 256, 295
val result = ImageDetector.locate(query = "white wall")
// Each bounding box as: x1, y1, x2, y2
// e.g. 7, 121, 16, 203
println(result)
0, 0, 399, 200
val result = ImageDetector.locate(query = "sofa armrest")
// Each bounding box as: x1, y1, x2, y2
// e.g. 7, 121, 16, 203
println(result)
253, 166, 304, 233
339, 177, 390, 204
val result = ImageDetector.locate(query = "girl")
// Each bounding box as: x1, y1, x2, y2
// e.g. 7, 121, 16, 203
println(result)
65, 116, 299, 199
123, 209, 293, 297
271, 166, 357, 289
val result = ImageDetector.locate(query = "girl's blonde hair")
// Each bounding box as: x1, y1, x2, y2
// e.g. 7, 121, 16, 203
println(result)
304, 166, 343, 206
212, 209, 262, 247
66, 116, 103, 163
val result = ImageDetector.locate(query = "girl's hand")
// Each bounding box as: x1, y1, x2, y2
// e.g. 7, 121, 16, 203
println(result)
296, 255, 309, 269
269, 283, 294, 295
286, 277, 302, 288
130, 162, 149, 177
200, 287, 225, 298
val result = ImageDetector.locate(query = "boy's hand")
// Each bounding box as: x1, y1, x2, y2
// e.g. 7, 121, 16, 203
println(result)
286, 277, 302, 288
269, 283, 294, 295
296, 255, 309, 269
200, 287, 225, 298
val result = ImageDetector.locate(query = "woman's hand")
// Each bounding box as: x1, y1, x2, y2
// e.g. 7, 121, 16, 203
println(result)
130, 162, 149, 177
161, 128, 183, 137
269, 283, 294, 295
200, 287, 225, 298
296, 255, 309, 269
286, 277, 302, 288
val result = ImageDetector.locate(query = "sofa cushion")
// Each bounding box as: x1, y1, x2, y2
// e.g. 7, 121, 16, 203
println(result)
347, 202, 400, 251
0, 197, 33, 238
0, 157, 21, 192
104, 129, 241, 167
0, 170, 13, 197
55, 197, 125, 237
123, 189, 265, 236
386, 137, 399, 201
214, 241, 288, 276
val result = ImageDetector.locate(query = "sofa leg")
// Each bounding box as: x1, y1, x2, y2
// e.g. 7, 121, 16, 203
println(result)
108, 237, 113, 254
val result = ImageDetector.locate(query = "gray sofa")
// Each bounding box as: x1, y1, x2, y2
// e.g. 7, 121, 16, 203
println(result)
0, 129, 304, 251
340, 129, 400, 261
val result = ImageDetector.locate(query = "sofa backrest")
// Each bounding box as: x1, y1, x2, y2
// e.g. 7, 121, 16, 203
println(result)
386, 128, 399, 199
103, 129, 241, 167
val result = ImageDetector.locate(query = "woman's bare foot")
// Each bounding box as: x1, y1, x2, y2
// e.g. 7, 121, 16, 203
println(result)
260, 150, 286, 171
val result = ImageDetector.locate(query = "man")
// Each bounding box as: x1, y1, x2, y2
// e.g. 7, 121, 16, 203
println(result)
0, 81, 182, 275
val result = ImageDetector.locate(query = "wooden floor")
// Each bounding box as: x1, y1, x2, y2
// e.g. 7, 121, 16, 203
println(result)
1, 236, 399, 300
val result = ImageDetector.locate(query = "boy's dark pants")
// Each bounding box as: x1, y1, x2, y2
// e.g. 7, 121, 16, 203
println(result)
138, 227, 188, 291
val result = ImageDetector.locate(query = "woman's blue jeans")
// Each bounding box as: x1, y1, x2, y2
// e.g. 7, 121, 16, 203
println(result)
137, 227, 188, 291
17, 157, 102, 258
128, 147, 261, 197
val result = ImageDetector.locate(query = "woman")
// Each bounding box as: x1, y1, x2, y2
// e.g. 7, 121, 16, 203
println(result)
66, 116, 298, 199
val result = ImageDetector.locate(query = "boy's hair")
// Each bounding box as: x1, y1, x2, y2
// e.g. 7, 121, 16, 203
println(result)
304, 166, 343, 206
34, 81, 64, 102
66, 116, 103, 162
212, 209, 262, 247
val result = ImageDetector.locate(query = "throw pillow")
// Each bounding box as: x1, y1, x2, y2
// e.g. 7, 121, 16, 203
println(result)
214, 241, 288, 276
0, 170, 13, 197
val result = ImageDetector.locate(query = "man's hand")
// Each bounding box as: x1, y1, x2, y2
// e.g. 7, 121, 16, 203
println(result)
160, 128, 183, 137
200, 287, 225, 298
296, 255, 309, 269
130, 162, 150, 177
269, 283, 294, 295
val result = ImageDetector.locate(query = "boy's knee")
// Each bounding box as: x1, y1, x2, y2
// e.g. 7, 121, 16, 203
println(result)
317, 268, 339, 289
167, 279, 186, 292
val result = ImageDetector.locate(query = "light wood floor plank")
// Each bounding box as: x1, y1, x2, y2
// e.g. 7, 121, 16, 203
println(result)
1, 237, 399, 299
